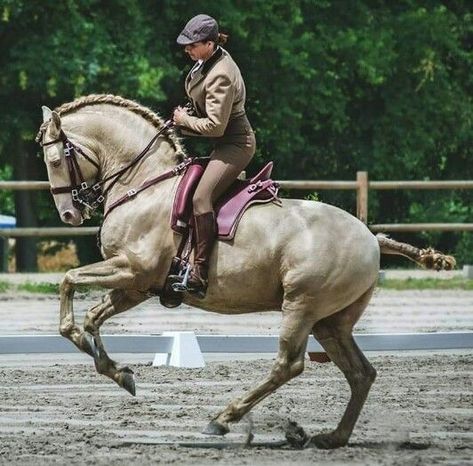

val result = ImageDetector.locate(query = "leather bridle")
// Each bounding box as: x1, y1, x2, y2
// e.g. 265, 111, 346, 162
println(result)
39, 120, 174, 213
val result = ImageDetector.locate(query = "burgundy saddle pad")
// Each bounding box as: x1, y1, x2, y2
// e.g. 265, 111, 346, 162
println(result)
171, 160, 279, 240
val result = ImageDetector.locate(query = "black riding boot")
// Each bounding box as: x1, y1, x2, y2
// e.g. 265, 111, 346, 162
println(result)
187, 211, 217, 298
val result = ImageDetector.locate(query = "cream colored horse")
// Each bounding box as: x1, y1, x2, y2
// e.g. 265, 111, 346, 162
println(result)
38, 94, 454, 449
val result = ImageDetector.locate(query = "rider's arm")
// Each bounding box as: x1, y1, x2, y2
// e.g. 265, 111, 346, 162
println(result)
177, 72, 234, 138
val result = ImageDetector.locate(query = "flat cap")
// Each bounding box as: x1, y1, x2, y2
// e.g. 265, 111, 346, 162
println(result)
176, 14, 218, 45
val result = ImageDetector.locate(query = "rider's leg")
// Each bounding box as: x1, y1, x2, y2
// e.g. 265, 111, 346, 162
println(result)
189, 137, 255, 297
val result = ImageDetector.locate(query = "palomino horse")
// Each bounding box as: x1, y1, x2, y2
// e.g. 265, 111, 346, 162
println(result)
38, 94, 454, 449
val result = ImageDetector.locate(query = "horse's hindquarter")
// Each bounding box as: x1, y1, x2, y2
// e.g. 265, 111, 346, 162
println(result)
193, 199, 380, 319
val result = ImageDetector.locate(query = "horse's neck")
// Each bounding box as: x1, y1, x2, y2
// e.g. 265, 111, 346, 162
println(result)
63, 108, 179, 204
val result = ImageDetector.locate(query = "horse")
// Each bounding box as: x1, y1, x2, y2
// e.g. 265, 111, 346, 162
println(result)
37, 94, 455, 449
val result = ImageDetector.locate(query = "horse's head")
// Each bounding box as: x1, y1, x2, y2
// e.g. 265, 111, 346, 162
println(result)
39, 106, 100, 226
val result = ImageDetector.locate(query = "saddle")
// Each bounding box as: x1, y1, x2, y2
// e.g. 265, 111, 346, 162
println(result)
171, 160, 280, 240
160, 159, 280, 308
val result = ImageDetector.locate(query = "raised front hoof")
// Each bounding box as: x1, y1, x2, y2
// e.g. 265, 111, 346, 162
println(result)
117, 367, 136, 396
202, 420, 229, 436
80, 332, 98, 358
311, 432, 348, 450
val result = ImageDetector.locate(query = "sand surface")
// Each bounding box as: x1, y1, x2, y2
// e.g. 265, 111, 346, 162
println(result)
0, 354, 472, 465
0, 283, 472, 464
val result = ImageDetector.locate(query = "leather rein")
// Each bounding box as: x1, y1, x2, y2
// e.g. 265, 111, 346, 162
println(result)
39, 119, 190, 219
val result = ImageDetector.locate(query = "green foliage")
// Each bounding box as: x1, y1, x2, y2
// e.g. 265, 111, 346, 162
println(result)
304, 192, 320, 202
0, 0, 471, 267
0, 165, 14, 215
18, 282, 59, 294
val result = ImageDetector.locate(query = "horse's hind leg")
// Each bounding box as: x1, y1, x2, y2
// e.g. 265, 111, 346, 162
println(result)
203, 309, 312, 436
82, 288, 149, 395
311, 284, 377, 449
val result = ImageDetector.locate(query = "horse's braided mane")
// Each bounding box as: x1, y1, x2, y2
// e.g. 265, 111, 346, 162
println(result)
36, 93, 186, 159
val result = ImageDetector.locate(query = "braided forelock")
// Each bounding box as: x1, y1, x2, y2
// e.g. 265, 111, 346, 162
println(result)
36, 94, 186, 159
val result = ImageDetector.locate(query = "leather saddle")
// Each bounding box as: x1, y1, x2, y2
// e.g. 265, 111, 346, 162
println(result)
171, 160, 280, 240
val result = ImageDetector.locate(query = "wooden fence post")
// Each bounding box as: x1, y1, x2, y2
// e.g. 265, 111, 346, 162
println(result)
356, 171, 369, 223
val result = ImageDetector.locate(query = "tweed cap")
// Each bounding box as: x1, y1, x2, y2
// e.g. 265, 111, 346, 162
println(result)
176, 14, 219, 45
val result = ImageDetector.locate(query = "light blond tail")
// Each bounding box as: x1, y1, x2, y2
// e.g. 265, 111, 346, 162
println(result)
376, 233, 456, 271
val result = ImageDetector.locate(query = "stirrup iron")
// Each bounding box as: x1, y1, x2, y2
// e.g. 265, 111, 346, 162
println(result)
171, 262, 192, 292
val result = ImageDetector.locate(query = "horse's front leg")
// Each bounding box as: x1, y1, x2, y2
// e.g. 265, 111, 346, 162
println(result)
82, 288, 149, 395
59, 256, 145, 388
203, 309, 312, 436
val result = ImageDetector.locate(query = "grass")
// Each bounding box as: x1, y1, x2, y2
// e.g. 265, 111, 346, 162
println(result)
17, 282, 60, 294
0, 281, 95, 294
379, 277, 473, 290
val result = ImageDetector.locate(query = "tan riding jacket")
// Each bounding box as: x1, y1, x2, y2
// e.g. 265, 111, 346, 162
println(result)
178, 47, 246, 138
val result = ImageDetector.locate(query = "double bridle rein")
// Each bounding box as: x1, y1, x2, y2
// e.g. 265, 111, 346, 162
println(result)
39, 119, 184, 216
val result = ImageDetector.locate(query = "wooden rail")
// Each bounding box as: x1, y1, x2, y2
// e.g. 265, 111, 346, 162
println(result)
0, 172, 472, 237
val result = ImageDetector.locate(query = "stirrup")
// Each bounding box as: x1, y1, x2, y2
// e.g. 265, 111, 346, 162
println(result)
170, 262, 192, 292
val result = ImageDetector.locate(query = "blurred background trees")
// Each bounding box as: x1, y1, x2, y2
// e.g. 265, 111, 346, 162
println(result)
0, 0, 471, 270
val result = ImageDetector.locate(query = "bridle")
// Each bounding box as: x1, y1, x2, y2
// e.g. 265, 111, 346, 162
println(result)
41, 130, 103, 212
39, 120, 175, 213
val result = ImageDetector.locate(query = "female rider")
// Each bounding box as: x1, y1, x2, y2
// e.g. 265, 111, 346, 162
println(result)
173, 14, 256, 298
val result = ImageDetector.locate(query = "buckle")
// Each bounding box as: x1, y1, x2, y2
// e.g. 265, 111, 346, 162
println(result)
173, 161, 188, 174
127, 188, 137, 197
96, 195, 105, 204
64, 142, 73, 157
248, 180, 263, 192
71, 189, 79, 200
80, 181, 88, 190
92, 183, 101, 192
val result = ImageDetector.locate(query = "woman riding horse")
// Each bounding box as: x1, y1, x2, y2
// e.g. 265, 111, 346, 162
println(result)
173, 14, 256, 298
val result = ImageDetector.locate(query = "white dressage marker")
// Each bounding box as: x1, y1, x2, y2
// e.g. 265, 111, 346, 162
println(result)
152, 331, 205, 368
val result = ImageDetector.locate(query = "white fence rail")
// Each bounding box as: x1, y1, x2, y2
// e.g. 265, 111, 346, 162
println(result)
1, 332, 472, 368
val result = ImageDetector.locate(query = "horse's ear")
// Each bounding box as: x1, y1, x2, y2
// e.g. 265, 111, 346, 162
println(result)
49, 111, 62, 138
42, 106, 52, 122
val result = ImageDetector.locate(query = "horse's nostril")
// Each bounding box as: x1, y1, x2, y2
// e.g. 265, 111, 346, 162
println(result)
63, 211, 73, 221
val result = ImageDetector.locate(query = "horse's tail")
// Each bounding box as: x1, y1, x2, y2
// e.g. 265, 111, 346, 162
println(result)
376, 233, 456, 271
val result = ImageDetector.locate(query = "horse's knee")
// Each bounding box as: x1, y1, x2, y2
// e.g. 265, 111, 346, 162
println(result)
83, 313, 96, 334
60, 271, 76, 294
59, 322, 73, 338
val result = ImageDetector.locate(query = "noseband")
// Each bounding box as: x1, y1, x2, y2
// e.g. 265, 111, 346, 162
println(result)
40, 130, 104, 211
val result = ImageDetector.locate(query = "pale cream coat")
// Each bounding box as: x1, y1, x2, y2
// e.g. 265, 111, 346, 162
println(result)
39, 95, 454, 448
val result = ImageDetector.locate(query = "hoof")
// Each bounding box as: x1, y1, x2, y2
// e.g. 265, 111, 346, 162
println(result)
311, 432, 347, 450
81, 332, 98, 358
118, 367, 136, 396
284, 420, 310, 449
202, 420, 229, 436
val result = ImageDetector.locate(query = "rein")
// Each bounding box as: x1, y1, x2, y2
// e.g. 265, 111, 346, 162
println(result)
40, 120, 174, 212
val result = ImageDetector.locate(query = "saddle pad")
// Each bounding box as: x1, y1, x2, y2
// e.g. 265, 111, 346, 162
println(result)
171, 161, 279, 240
215, 179, 279, 240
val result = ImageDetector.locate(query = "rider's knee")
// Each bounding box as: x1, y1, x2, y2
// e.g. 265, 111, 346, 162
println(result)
192, 192, 211, 214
